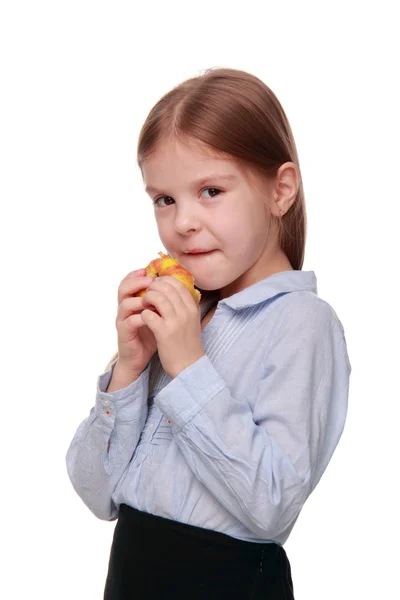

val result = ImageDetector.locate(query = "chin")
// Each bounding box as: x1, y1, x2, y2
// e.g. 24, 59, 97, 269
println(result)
193, 273, 232, 295
195, 283, 220, 293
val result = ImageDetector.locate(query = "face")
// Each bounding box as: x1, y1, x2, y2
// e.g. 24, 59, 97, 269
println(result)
141, 138, 285, 299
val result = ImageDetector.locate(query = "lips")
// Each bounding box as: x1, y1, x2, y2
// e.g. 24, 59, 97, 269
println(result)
185, 250, 215, 255
184, 248, 216, 254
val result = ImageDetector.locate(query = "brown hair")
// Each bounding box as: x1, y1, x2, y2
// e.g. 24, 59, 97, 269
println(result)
105, 67, 306, 372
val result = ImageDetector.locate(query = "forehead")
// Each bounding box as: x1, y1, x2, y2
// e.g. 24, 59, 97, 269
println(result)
141, 138, 242, 186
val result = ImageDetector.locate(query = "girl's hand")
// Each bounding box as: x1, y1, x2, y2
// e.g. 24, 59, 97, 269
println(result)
141, 276, 205, 378
114, 269, 157, 375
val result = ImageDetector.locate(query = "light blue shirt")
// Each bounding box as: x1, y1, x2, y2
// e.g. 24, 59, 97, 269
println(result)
66, 270, 351, 546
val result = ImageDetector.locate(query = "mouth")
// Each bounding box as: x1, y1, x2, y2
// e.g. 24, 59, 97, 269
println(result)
184, 250, 217, 257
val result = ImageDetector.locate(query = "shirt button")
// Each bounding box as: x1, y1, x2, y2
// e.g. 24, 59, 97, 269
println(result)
149, 423, 154, 429
103, 399, 111, 406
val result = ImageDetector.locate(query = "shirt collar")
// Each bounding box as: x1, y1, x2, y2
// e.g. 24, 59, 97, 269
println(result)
199, 270, 317, 316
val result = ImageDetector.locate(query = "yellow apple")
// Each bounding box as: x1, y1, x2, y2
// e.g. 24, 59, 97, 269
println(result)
135, 251, 202, 303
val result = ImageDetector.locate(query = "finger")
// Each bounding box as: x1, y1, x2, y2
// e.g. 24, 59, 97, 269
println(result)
142, 288, 178, 321
153, 276, 198, 312
148, 279, 188, 314
140, 308, 161, 333
126, 268, 146, 278
125, 313, 153, 330
117, 296, 146, 323
121, 268, 146, 284
128, 313, 152, 328
118, 276, 153, 305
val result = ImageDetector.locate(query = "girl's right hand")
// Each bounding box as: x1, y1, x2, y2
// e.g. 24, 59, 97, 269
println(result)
114, 268, 157, 375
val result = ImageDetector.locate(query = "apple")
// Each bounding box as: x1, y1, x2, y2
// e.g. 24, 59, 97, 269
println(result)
135, 251, 202, 303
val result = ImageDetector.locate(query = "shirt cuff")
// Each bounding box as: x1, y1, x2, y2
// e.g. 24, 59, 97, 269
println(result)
154, 355, 226, 431
95, 359, 151, 426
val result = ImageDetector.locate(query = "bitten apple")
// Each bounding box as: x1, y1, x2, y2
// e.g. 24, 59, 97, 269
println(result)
135, 251, 202, 303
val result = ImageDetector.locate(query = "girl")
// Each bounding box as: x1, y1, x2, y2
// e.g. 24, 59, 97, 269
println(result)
66, 67, 351, 599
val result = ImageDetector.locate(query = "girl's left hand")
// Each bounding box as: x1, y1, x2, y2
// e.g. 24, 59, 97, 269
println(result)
140, 276, 205, 378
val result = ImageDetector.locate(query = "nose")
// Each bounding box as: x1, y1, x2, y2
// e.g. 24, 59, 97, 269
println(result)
173, 202, 201, 234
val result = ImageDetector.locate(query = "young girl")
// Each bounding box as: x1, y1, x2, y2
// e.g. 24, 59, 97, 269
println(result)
66, 67, 351, 599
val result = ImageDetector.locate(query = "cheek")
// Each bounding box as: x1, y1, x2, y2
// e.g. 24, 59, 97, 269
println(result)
223, 210, 252, 239
155, 219, 172, 242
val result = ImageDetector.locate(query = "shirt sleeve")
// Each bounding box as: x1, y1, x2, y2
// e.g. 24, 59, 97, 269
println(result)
65, 359, 151, 521
154, 298, 351, 539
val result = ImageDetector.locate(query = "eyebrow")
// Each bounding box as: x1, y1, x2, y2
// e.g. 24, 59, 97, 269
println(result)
145, 173, 238, 195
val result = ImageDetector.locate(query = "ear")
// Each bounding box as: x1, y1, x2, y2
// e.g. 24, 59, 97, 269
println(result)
271, 162, 300, 217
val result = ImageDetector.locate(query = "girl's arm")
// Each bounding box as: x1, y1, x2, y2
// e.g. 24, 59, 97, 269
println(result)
65, 359, 151, 520
154, 298, 351, 540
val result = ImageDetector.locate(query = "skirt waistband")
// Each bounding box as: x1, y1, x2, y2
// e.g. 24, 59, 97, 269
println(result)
118, 503, 278, 550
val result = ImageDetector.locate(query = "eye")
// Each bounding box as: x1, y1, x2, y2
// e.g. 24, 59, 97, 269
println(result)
201, 188, 221, 199
153, 188, 222, 207
153, 196, 174, 208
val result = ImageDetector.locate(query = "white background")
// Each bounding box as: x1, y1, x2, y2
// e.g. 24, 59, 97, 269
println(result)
1, 1, 399, 598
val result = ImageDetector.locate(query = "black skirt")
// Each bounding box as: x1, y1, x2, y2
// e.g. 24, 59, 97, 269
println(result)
104, 503, 294, 599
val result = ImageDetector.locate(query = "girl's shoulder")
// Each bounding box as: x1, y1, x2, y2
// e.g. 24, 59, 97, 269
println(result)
265, 289, 348, 346
265, 289, 351, 372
